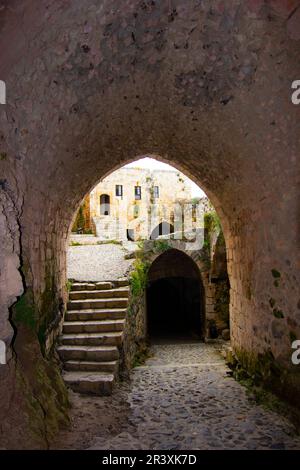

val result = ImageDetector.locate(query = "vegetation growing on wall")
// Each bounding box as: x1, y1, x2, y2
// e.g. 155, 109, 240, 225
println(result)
152, 239, 171, 253
226, 347, 300, 429
13, 291, 37, 330
129, 258, 150, 299
71, 203, 92, 234
199, 210, 222, 269
204, 210, 221, 239
72, 205, 85, 232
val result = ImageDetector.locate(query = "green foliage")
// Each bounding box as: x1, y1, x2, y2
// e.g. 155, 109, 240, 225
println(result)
204, 210, 221, 233
129, 258, 150, 299
137, 239, 146, 250
152, 239, 171, 253
191, 197, 200, 204
72, 205, 86, 233
199, 210, 222, 270
66, 280, 73, 292
70, 241, 82, 246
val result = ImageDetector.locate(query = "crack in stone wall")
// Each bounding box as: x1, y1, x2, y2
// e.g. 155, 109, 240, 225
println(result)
0, 185, 23, 358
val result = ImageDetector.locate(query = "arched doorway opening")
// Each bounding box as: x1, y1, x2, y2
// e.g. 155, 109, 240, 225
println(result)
150, 221, 174, 240
100, 194, 110, 216
147, 249, 205, 341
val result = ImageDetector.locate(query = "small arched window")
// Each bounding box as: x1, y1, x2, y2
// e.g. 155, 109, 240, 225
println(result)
100, 194, 110, 216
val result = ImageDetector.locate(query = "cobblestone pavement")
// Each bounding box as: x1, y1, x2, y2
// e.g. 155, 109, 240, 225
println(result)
90, 342, 300, 450
67, 243, 133, 281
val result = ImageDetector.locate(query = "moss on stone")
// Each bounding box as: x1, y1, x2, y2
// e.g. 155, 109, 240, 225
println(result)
14, 326, 70, 446
132, 342, 151, 368
271, 269, 281, 279
227, 347, 300, 426
38, 265, 60, 348
13, 292, 37, 330
269, 297, 276, 308
273, 308, 284, 319
129, 258, 150, 299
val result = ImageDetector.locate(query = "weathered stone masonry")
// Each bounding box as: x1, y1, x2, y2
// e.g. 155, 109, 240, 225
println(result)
0, 0, 300, 447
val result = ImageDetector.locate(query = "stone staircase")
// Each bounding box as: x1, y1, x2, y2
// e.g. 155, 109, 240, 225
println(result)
58, 279, 129, 396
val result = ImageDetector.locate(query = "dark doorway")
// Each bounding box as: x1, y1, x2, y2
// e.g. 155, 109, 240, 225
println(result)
150, 221, 174, 240
147, 249, 205, 341
127, 228, 135, 241
100, 194, 110, 215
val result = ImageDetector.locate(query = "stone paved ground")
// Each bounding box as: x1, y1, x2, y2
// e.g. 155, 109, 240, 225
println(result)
89, 343, 300, 450
67, 243, 133, 281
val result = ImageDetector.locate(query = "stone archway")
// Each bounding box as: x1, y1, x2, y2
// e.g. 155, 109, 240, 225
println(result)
147, 249, 205, 340
0, 0, 300, 447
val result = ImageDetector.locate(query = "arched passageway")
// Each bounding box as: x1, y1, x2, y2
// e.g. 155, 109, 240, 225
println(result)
147, 249, 205, 340
150, 222, 174, 240
0, 0, 299, 448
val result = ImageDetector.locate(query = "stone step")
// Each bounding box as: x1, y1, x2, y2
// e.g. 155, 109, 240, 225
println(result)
63, 371, 115, 395
57, 345, 119, 362
61, 332, 123, 347
67, 298, 128, 311
63, 319, 125, 334
71, 279, 129, 291
69, 287, 129, 301
113, 279, 129, 288
64, 360, 118, 373
71, 282, 113, 292
66, 308, 127, 321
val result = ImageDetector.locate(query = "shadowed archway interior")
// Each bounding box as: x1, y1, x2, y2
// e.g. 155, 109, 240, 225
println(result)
147, 249, 205, 340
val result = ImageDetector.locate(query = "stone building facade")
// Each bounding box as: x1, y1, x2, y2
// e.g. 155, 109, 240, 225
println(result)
76, 166, 201, 241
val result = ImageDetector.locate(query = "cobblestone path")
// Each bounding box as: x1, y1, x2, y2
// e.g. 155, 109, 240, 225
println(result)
90, 342, 300, 450
67, 243, 133, 281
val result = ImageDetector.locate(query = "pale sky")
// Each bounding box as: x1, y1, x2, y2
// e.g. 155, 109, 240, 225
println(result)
125, 157, 206, 197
